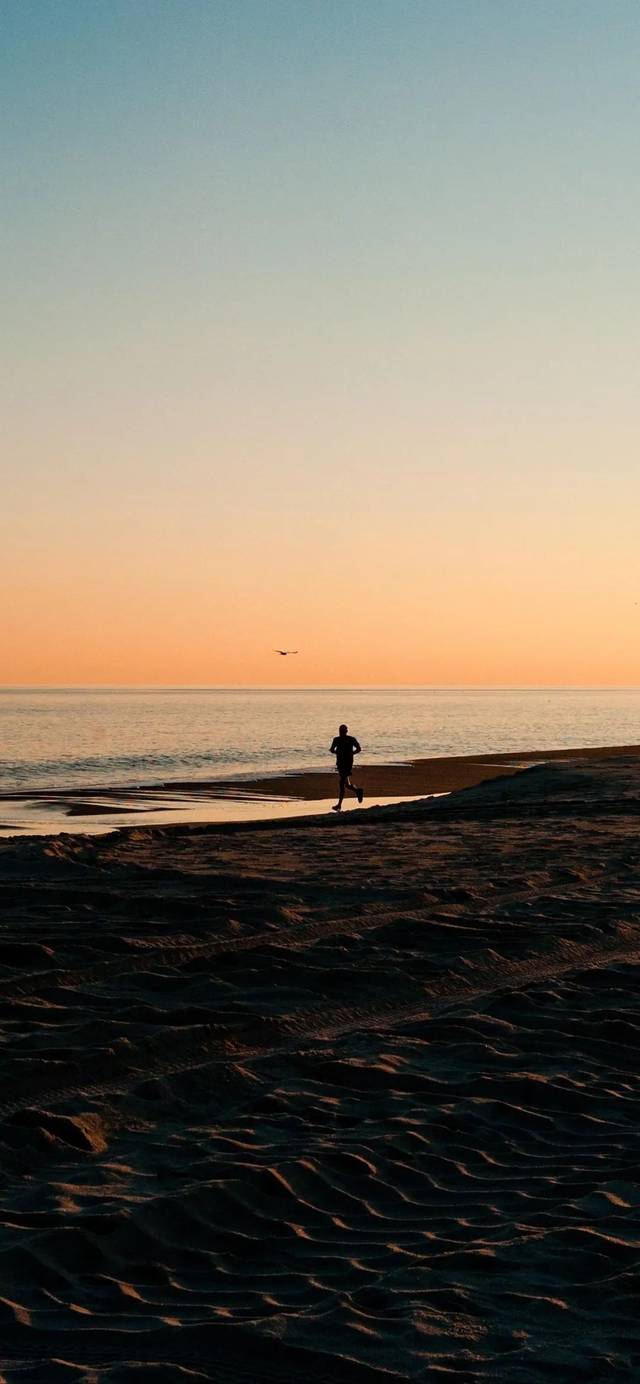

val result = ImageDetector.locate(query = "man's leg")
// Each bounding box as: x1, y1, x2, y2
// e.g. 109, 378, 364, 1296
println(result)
332, 774, 347, 811
346, 774, 364, 804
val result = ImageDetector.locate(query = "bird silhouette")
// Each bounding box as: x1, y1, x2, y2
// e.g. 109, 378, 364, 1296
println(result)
274, 649, 298, 656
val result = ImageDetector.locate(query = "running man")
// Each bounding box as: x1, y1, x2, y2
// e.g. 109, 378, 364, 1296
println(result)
330, 724, 364, 811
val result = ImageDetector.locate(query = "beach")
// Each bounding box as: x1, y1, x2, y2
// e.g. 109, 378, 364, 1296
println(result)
205, 740, 640, 800
4, 742, 640, 836
7, 0, 640, 1373
1, 750, 640, 1379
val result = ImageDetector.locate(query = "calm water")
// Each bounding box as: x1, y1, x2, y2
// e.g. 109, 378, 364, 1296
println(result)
2, 687, 640, 794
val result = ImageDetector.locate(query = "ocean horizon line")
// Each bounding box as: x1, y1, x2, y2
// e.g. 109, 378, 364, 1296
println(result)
4, 684, 640, 694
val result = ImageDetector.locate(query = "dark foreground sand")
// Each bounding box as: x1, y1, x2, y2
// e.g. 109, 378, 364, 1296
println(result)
1, 753, 640, 1380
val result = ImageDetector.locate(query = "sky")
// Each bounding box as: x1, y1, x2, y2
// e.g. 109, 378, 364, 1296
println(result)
2, 0, 639, 685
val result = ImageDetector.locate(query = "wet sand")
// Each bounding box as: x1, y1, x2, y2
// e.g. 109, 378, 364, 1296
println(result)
1, 752, 640, 1379
3, 742, 640, 835
222, 741, 640, 801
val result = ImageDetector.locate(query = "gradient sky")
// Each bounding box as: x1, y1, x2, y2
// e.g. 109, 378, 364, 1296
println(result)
3, 0, 639, 685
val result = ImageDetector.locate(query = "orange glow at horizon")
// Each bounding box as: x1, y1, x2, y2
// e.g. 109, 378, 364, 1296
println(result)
4, 417, 640, 687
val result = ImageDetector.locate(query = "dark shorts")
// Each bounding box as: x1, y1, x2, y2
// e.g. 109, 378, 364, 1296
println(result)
336, 759, 354, 779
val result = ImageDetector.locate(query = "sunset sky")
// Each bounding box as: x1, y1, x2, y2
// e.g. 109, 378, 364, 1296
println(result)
3, 0, 640, 685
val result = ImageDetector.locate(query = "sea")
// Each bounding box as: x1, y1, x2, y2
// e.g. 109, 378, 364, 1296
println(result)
3, 686, 640, 794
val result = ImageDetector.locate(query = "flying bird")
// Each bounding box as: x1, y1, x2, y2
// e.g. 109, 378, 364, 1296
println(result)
274, 649, 298, 656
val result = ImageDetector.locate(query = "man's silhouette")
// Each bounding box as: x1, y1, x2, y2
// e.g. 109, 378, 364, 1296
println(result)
330, 724, 364, 811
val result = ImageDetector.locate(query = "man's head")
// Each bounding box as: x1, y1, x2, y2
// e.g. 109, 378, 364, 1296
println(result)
339, 723, 348, 736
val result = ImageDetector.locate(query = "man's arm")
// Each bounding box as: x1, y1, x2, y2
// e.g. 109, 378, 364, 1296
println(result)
330, 738, 338, 753
352, 738, 362, 754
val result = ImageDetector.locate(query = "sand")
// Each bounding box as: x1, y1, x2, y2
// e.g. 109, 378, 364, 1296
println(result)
214, 741, 640, 801
5, 743, 640, 835
1, 751, 640, 1379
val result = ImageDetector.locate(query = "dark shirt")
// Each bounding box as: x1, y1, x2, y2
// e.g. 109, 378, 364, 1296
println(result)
331, 734, 361, 770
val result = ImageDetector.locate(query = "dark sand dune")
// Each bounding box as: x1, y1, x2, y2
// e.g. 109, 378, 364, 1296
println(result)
1, 756, 640, 1379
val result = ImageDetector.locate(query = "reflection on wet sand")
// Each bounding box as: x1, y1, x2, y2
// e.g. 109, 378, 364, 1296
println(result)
0, 790, 429, 836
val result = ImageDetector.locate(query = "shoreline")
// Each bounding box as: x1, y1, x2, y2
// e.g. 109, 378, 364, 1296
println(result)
216, 741, 640, 801
1, 741, 640, 813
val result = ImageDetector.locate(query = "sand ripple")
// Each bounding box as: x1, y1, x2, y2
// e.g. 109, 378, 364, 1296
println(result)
0, 760, 640, 1379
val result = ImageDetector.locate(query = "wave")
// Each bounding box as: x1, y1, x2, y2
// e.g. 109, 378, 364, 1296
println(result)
0, 745, 312, 793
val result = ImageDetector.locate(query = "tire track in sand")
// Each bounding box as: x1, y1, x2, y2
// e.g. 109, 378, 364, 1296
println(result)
0, 926, 638, 1120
